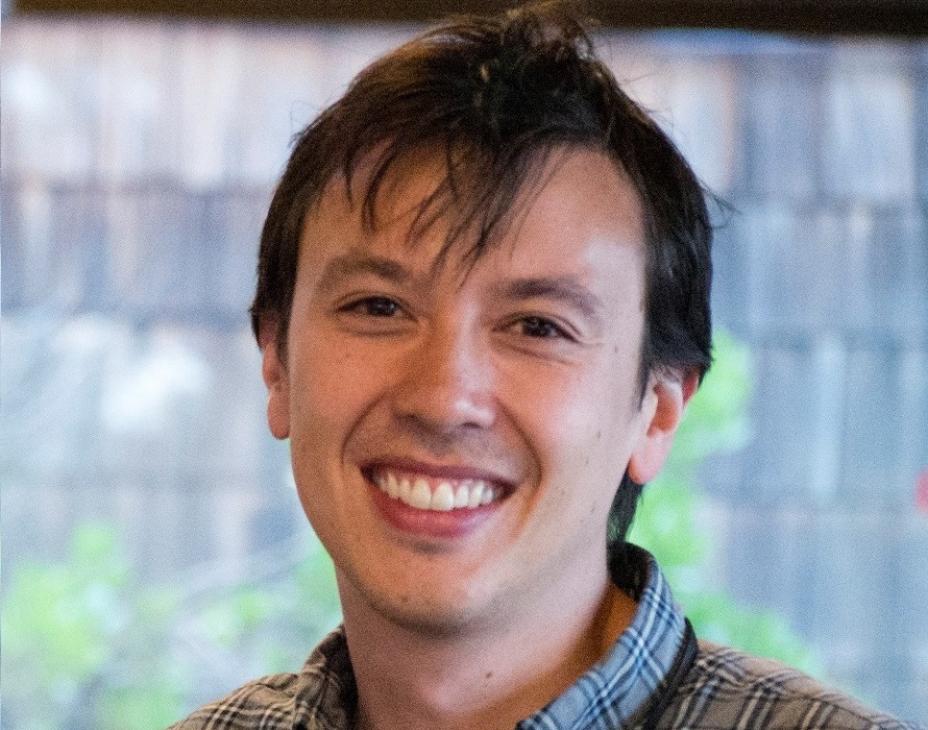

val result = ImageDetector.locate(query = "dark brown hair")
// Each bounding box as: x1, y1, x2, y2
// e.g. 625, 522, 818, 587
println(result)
250, 1, 713, 556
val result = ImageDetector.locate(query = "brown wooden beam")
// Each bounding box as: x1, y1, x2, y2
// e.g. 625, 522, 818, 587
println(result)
12, 0, 928, 37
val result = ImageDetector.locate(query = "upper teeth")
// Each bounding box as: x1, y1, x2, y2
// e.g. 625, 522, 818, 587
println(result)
373, 470, 498, 511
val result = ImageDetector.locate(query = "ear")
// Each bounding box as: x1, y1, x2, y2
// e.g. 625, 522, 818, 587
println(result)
260, 319, 291, 440
627, 369, 698, 484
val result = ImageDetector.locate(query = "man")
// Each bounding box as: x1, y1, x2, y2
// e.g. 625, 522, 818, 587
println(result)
172, 4, 923, 728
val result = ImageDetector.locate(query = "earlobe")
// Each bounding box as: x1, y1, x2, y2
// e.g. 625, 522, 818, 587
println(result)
261, 329, 291, 440
626, 370, 698, 484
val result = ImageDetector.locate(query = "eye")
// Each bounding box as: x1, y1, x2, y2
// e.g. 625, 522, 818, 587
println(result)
341, 296, 401, 317
514, 316, 572, 340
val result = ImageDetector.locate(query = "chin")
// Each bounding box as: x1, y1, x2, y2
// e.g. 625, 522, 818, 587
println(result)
343, 566, 499, 637
380, 601, 475, 638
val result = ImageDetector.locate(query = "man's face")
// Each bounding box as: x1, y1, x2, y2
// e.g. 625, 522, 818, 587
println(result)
263, 148, 685, 634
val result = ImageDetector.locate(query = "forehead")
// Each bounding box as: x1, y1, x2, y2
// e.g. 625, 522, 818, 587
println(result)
300, 146, 645, 281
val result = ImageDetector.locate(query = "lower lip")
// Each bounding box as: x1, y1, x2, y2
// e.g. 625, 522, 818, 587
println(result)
366, 479, 499, 539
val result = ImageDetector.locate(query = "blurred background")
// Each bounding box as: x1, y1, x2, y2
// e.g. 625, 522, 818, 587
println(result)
1, 1, 927, 727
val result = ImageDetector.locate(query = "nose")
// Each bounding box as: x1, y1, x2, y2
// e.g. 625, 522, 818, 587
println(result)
390, 321, 497, 437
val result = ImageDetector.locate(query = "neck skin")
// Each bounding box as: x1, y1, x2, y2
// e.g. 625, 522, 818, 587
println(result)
340, 562, 638, 730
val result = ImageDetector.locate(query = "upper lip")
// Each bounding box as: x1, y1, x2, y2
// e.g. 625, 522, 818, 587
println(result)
361, 457, 516, 488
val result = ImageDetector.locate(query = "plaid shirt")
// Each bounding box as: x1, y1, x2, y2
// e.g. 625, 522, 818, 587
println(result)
170, 546, 924, 729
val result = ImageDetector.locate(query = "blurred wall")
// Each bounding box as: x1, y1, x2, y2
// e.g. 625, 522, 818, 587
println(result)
1, 15, 926, 721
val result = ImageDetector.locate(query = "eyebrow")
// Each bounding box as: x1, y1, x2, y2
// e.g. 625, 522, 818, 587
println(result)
492, 276, 605, 322
315, 253, 418, 293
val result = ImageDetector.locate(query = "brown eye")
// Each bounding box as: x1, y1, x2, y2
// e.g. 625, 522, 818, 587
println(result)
519, 316, 569, 339
346, 297, 400, 317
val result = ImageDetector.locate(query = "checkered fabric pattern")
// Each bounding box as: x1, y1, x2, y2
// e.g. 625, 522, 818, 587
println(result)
169, 546, 924, 729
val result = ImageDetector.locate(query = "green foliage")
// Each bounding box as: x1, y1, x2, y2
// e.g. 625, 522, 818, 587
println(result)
194, 538, 341, 675
628, 330, 750, 580
629, 478, 707, 578
628, 330, 820, 674
682, 592, 820, 674
2, 524, 186, 730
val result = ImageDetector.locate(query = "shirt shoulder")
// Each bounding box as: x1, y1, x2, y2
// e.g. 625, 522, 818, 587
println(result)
661, 640, 925, 730
167, 671, 307, 729
167, 627, 356, 730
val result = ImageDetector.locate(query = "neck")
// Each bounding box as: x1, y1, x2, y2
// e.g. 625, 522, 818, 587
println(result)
341, 569, 637, 730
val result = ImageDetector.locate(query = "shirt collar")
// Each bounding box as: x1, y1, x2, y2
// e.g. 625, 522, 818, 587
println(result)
297, 626, 357, 728
517, 543, 688, 729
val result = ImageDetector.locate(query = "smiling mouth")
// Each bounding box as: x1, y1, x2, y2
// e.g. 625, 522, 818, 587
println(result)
365, 466, 504, 512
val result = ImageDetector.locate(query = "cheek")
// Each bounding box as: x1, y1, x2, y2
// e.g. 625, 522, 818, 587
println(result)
287, 340, 379, 527
289, 337, 372, 428
510, 361, 638, 494
284, 343, 372, 510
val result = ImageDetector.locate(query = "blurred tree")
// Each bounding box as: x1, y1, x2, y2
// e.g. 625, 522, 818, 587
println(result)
1, 524, 187, 729
629, 329, 820, 673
